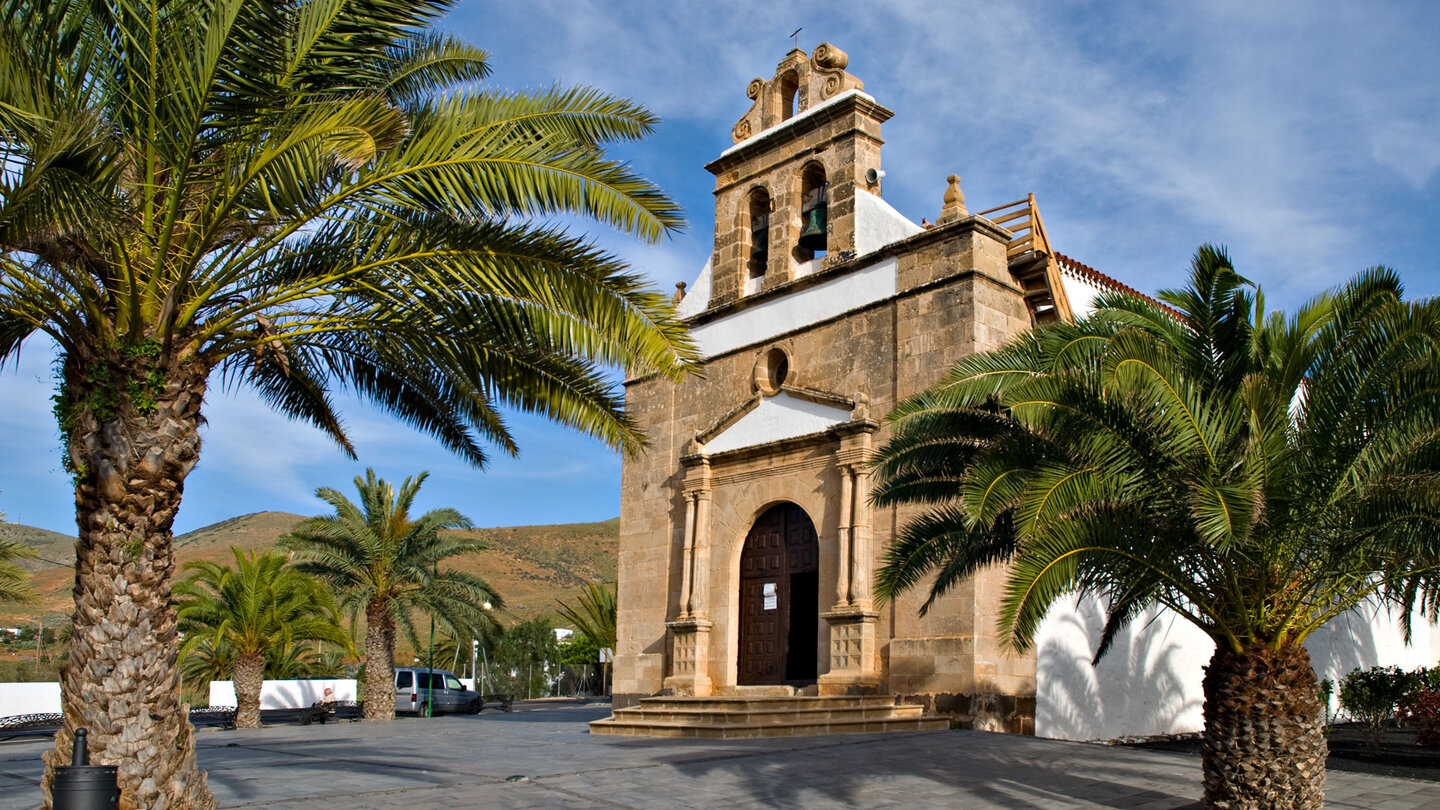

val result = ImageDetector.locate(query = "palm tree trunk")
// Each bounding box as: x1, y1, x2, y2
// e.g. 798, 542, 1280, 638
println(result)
364, 602, 396, 720
1201, 643, 1326, 810
41, 356, 215, 809
233, 652, 265, 729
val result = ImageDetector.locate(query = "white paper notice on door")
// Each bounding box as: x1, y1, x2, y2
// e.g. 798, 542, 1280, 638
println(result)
762, 582, 777, 610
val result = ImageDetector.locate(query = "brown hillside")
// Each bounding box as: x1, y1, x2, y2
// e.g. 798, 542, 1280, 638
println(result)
0, 514, 619, 627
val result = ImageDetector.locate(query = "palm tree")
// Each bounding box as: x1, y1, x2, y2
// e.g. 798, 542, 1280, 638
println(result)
557, 581, 616, 694
1, 1, 692, 802
175, 549, 353, 728
0, 538, 36, 605
872, 247, 1440, 809
0, 497, 37, 605
280, 469, 501, 720
0, 501, 35, 605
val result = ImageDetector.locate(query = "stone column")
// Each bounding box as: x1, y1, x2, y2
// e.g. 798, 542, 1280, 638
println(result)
848, 464, 872, 609
666, 455, 714, 696
834, 465, 853, 609
689, 489, 712, 618
677, 493, 696, 619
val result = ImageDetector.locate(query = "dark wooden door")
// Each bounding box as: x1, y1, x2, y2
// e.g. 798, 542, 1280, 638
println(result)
738, 503, 819, 685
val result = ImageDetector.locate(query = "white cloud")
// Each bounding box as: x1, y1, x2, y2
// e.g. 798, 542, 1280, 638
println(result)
6, 1, 1439, 534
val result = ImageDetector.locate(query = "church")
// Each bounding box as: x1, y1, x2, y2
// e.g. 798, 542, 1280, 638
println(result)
591, 44, 1440, 740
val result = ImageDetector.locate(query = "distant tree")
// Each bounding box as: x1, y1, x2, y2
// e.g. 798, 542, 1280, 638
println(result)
175, 549, 353, 728
557, 582, 616, 694
492, 617, 560, 700
280, 470, 501, 720
872, 249, 1440, 809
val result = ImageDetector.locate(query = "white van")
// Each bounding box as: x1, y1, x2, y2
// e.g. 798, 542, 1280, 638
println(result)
393, 667, 481, 716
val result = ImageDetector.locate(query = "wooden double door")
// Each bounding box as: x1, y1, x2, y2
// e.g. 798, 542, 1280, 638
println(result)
738, 503, 819, 685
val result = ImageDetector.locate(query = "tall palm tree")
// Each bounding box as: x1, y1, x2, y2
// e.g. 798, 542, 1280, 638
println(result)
872, 247, 1440, 809
557, 581, 616, 694
1, 1, 692, 803
280, 469, 501, 720
175, 548, 353, 728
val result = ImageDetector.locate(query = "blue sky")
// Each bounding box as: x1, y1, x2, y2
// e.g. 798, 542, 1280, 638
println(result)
2, 0, 1438, 535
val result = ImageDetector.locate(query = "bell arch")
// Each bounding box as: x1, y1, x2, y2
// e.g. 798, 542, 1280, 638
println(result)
794, 161, 829, 264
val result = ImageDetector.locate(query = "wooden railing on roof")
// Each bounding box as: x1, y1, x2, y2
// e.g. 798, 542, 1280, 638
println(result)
974, 194, 1072, 324
976, 193, 1052, 263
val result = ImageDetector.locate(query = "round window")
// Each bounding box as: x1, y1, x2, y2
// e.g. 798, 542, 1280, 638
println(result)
754, 347, 791, 394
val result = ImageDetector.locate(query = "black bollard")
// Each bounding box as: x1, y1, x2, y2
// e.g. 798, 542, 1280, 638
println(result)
52, 728, 120, 810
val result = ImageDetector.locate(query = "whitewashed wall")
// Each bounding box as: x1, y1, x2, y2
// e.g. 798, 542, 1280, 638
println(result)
207, 679, 357, 709
1035, 597, 1440, 741
0, 682, 61, 716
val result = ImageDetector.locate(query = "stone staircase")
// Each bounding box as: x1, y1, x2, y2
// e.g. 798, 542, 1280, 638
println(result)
588, 694, 951, 739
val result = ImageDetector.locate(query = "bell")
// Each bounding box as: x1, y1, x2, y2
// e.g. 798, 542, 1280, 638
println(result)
749, 215, 769, 268
749, 239, 768, 265
798, 203, 827, 251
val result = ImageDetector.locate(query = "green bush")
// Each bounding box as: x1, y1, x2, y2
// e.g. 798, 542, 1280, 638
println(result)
1339, 666, 1415, 752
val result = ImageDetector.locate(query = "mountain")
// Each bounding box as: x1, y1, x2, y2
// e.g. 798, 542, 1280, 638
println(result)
0, 513, 619, 626
0, 522, 75, 572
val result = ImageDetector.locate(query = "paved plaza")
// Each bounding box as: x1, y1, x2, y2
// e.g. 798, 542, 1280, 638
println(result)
2, 703, 1436, 808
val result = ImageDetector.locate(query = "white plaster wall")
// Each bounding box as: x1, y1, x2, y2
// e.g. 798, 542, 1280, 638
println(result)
689, 257, 897, 358
676, 258, 713, 320
1036, 596, 1440, 741
1035, 598, 1211, 741
1060, 272, 1106, 319
704, 392, 851, 454
854, 189, 922, 257
0, 682, 61, 716
207, 678, 358, 709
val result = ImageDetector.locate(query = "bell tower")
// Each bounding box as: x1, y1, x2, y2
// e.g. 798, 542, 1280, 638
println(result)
703, 44, 893, 306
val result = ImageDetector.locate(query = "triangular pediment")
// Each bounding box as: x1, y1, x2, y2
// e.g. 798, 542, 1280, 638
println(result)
699, 390, 854, 455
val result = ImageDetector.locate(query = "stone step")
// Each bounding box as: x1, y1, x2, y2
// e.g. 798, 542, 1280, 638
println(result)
589, 715, 951, 739
633, 695, 901, 713
608, 704, 927, 726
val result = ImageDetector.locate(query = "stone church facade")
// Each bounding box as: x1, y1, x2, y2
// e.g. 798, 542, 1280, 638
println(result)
610, 43, 1440, 740
612, 44, 1104, 733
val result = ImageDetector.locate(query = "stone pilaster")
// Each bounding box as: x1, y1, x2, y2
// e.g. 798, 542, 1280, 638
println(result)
668, 455, 715, 696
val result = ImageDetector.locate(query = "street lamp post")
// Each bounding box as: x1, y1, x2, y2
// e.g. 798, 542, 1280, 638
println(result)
426, 561, 437, 718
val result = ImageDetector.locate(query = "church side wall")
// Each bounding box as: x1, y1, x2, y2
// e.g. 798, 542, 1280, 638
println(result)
880, 225, 1040, 733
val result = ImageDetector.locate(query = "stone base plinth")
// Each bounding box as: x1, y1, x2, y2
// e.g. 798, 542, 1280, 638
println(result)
663, 619, 713, 697
819, 608, 879, 695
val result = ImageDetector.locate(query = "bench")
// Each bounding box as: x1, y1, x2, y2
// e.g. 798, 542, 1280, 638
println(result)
0, 712, 62, 741
300, 700, 364, 725
188, 706, 239, 730
1, 707, 239, 740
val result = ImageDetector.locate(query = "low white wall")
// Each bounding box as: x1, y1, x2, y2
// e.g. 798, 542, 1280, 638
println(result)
0, 682, 61, 716
207, 679, 357, 709
1035, 597, 1440, 742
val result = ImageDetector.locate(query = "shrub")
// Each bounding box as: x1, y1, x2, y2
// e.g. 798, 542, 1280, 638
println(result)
1400, 688, 1440, 748
1339, 666, 1414, 752
1319, 678, 1335, 727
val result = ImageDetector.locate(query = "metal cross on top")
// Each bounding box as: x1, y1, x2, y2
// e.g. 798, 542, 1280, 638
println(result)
791, 27, 802, 50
